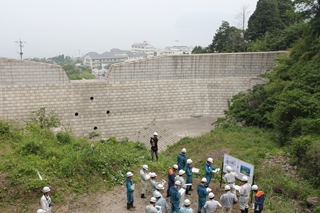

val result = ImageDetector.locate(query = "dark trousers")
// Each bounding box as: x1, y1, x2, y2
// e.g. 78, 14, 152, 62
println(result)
151, 150, 158, 161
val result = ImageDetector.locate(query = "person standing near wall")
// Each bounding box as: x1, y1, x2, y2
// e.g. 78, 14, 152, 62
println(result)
177, 148, 187, 171
239, 176, 251, 213
140, 164, 149, 198
197, 178, 209, 213
150, 132, 159, 161
126, 172, 135, 211
167, 164, 178, 197
252, 185, 265, 213
40, 186, 52, 213
204, 158, 215, 188
186, 159, 193, 195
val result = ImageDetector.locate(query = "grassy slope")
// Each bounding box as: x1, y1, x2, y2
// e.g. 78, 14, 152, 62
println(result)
0, 119, 319, 212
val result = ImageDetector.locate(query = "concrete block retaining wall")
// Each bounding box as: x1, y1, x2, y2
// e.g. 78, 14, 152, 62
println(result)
0, 52, 286, 141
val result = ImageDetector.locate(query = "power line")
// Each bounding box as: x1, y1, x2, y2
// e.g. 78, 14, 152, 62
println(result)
14, 38, 26, 60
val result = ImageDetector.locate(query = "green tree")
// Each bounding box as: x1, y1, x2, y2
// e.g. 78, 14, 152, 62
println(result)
192, 46, 207, 54
246, 0, 285, 41
209, 21, 243, 52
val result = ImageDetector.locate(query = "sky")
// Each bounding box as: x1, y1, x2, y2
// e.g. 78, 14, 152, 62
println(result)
0, 0, 259, 59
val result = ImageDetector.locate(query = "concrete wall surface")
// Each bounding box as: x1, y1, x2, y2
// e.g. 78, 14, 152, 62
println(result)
0, 52, 286, 148
0, 57, 69, 85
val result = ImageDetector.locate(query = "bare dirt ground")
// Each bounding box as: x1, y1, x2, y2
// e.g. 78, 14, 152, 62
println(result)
55, 179, 234, 213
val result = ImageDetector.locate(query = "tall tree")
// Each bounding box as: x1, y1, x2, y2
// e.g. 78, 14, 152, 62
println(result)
209, 21, 242, 53
246, 0, 285, 42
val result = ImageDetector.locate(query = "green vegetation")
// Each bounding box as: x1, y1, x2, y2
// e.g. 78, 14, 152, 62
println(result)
0, 109, 150, 212
27, 54, 95, 80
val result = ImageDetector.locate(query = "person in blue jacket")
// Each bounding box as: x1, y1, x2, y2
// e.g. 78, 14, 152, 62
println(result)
252, 185, 265, 213
126, 172, 135, 211
197, 178, 209, 213
204, 157, 215, 188
167, 164, 178, 197
185, 158, 193, 195
177, 148, 187, 171
170, 180, 181, 213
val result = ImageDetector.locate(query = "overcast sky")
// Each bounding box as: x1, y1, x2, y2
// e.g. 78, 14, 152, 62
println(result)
0, 0, 258, 59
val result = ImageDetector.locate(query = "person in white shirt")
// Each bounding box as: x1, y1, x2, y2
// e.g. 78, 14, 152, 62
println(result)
204, 192, 222, 213
146, 197, 158, 213
40, 186, 52, 213
140, 164, 149, 198
239, 176, 251, 213
223, 166, 238, 194
175, 170, 186, 208
155, 191, 169, 213
220, 185, 238, 213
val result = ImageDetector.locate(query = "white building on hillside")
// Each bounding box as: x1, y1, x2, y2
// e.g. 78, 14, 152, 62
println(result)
161, 46, 194, 55
83, 49, 147, 69
131, 41, 154, 56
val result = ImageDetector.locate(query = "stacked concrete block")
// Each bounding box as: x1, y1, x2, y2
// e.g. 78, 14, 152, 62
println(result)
0, 57, 69, 85
0, 52, 287, 144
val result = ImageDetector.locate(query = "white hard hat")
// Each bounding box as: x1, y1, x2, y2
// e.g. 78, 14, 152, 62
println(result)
153, 132, 158, 136
183, 199, 191, 206
181, 148, 187, 153
224, 185, 231, 190
173, 164, 178, 169
187, 159, 193, 164
207, 158, 213, 163
208, 192, 215, 198
142, 165, 148, 170
201, 177, 207, 183
42, 186, 50, 193
154, 191, 162, 198
157, 184, 164, 190
37, 209, 45, 213
241, 176, 248, 182
252, 185, 258, 190
226, 166, 232, 172
126, 172, 133, 177
178, 170, 185, 175
175, 180, 181, 186
150, 197, 157, 203
150, 172, 157, 177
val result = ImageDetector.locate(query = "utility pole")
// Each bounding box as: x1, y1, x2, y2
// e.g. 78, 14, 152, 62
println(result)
15, 38, 26, 60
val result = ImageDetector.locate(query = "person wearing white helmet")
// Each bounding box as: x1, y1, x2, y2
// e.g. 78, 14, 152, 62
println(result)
179, 199, 194, 213
252, 185, 265, 213
140, 164, 149, 199
126, 171, 135, 210
223, 166, 238, 194
169, 181, 181, 213
150, 132, 159, 161
239, 176, 251, 213
153, 183, 165, 197
36, 209, 45, 213
150, 172, 159, 195
197, 178, 209, 213
204, 192, 222, 213
175, 170, 186, 208
220, 185, 238, 213
167, 164, 178, 197
186, 159, 193, 194
177, 148, 187, 171
145, 197, 158, 213
155, 191, 169, 213
204, 157, 216, 188
40, 186, 52, 213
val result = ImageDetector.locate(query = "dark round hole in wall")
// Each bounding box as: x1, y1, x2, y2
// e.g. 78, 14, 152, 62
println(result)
75, 112, 79, 116
90, 97, 94, 100
106, 110, 110, 114
93, 126, 98, 130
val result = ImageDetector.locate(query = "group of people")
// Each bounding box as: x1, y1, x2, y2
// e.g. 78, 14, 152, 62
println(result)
125, 132, 265, 213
